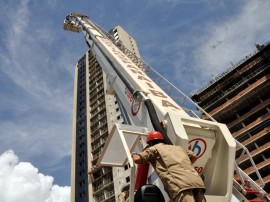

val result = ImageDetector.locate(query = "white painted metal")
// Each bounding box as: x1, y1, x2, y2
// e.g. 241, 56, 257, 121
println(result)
97, 124, 148, 202
97, 124, 148, 167
98, 118, 236, 202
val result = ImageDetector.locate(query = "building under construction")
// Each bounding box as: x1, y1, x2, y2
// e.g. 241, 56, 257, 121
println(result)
191, 41, 270, 199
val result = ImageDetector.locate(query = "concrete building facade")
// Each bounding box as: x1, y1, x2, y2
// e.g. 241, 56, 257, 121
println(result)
109, 25, 141, 58
191, 42, 270, 198
70, 26, 141, 202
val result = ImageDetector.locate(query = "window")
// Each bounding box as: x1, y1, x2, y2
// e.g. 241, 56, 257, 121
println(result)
79, 160, 85, 166
80, 152, 85, 157
79, 170, 85, 176
79, 180, 85, 186
79, 191, 85, 198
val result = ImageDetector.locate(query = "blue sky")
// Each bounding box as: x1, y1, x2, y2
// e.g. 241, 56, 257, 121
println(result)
0, 0, 270, 201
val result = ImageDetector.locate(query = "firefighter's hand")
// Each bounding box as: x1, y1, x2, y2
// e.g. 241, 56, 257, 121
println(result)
190, 155, 198, 164
132, 153, 142, 164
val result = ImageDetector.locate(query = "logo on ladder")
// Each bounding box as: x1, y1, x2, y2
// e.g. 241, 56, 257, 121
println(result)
188, 138, 207, 158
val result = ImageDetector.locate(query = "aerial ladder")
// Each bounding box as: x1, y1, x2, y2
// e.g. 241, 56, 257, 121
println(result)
63, 12, 269, 202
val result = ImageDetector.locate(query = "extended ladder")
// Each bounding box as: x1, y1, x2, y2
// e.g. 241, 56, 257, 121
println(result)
76, 16, 268, 202
97, 25, 269, 201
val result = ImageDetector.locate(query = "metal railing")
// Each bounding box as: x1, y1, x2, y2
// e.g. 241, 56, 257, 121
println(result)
195, 40, 270, 95
235, 140, 265, 188
202, 64, 269, 110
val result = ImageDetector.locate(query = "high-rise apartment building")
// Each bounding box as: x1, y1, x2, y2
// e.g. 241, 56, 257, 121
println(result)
70, 26, 141, 202
109, 25, 141, 58
191, 42, 270, 198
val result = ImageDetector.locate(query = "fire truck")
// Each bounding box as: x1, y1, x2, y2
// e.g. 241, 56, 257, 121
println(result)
63, 12, 269, 202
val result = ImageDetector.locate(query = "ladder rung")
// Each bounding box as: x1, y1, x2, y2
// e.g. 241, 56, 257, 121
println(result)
244, 187, 260, 195
235, 177, 249, 184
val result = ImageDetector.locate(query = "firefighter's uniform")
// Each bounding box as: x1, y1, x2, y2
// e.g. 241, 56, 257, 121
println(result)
139, 143, 206, 202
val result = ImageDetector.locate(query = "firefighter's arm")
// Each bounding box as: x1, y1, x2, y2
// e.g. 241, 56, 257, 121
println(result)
132, 153, 142, 164
132, 145, 154, 164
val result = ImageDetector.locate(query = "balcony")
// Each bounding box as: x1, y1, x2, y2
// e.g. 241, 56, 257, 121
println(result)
92, 150, 103, 161
236, 141, 270, 165
244, 158, 270, 175
233, 111, 270, 139
201, 63, 267, 109
236, 126, 270, 152
90, 112, 107, 126
104, 189, 115, 201
91, 130, 101, 141
92, 170, 113, 184
92, 139, 105, 152
98, 195, 105, 201
228, 98, 270, 129
93, 186, 115, 202
255, 175, 270, 187
209, 74, 270, 118
93, 177, 113, 193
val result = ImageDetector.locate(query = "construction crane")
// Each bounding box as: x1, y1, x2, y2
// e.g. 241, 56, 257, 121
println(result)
63, 12, 269, 202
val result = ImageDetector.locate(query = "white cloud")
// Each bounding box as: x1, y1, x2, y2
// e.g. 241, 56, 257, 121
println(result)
47, 185, 70, 202
0, 150, 70, 202
0, 150, 242, 202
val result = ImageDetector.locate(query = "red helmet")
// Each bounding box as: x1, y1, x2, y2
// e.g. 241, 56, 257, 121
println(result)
146, 131, 164, 143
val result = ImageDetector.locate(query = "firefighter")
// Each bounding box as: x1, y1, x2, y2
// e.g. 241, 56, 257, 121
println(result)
132, 131, 206, 202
